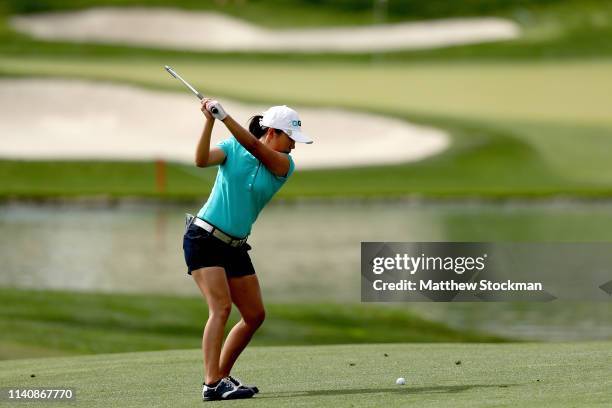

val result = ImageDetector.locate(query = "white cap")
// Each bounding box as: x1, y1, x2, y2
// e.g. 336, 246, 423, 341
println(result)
260, 105, 313, 144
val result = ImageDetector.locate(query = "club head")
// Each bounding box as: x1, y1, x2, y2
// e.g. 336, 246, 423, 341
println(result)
164, 65, 178, 78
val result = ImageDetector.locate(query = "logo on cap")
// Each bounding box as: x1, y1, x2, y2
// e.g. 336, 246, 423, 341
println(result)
292, 120, 301, 127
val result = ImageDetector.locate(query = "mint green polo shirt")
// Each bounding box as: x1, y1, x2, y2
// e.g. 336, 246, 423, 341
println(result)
197, 137, 295, 238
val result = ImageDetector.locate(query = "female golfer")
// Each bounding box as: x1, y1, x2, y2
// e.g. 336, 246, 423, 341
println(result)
183, 98, 312, 401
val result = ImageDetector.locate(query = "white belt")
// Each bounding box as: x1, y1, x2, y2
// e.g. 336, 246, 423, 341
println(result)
193, 217, 248, 248
193, 217, 214, 233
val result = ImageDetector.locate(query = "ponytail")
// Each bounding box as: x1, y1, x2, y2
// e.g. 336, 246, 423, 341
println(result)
248, 115, 268, 138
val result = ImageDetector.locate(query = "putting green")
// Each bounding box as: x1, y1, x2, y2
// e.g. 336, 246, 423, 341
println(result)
0, 342, 610, 407
1, 57, 611, 125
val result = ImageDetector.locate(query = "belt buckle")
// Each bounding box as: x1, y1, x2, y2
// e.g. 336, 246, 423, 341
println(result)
210, 227, 246, 248
228, 237, 245, 248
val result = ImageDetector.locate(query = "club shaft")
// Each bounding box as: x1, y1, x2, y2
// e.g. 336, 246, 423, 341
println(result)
165, 66, 218, 114
165, 66, 203, 100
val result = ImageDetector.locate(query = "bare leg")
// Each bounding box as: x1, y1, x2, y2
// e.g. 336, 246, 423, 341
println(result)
192, 266, 232, 384
219, 274, 265, 377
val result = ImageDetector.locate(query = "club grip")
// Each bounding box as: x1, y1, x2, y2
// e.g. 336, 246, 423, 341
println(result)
200, 96, 220, 115
206, 99, 219, 114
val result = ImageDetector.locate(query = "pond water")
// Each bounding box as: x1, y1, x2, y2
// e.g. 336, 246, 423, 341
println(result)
1, 200, 611, 340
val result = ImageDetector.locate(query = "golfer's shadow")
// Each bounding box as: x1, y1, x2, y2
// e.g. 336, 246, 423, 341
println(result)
258, 383, 516, 399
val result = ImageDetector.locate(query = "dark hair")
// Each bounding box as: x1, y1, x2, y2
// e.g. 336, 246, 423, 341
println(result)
248, 115, 267, 138
248, 115, 282, 138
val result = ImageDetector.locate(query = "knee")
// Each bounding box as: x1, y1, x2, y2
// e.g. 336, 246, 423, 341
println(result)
244, 308, 265, 329
209, 302, 232, 321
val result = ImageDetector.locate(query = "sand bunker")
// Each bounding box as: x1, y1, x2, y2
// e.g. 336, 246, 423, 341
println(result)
0, 79, 449, 169
10, 7, 520, 52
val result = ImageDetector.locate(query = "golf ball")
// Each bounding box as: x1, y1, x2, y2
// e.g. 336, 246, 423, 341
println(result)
396, 377, 406, 385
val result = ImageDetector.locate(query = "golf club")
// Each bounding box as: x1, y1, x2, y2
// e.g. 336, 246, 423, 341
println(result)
164, 65, 218, 114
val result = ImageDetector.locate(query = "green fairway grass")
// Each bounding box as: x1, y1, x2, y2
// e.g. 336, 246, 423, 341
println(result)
0, 288, 504, 360
1, 342, 610, 407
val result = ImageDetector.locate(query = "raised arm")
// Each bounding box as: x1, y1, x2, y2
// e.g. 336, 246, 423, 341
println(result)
195, 100, 226, 167
203, 99, 290, 177
223, 115, 290, 177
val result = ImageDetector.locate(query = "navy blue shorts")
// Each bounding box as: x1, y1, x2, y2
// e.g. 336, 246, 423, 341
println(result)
182, 223, 256, 277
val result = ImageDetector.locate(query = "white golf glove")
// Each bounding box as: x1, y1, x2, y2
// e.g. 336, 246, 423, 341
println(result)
205, 100, 227, 121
